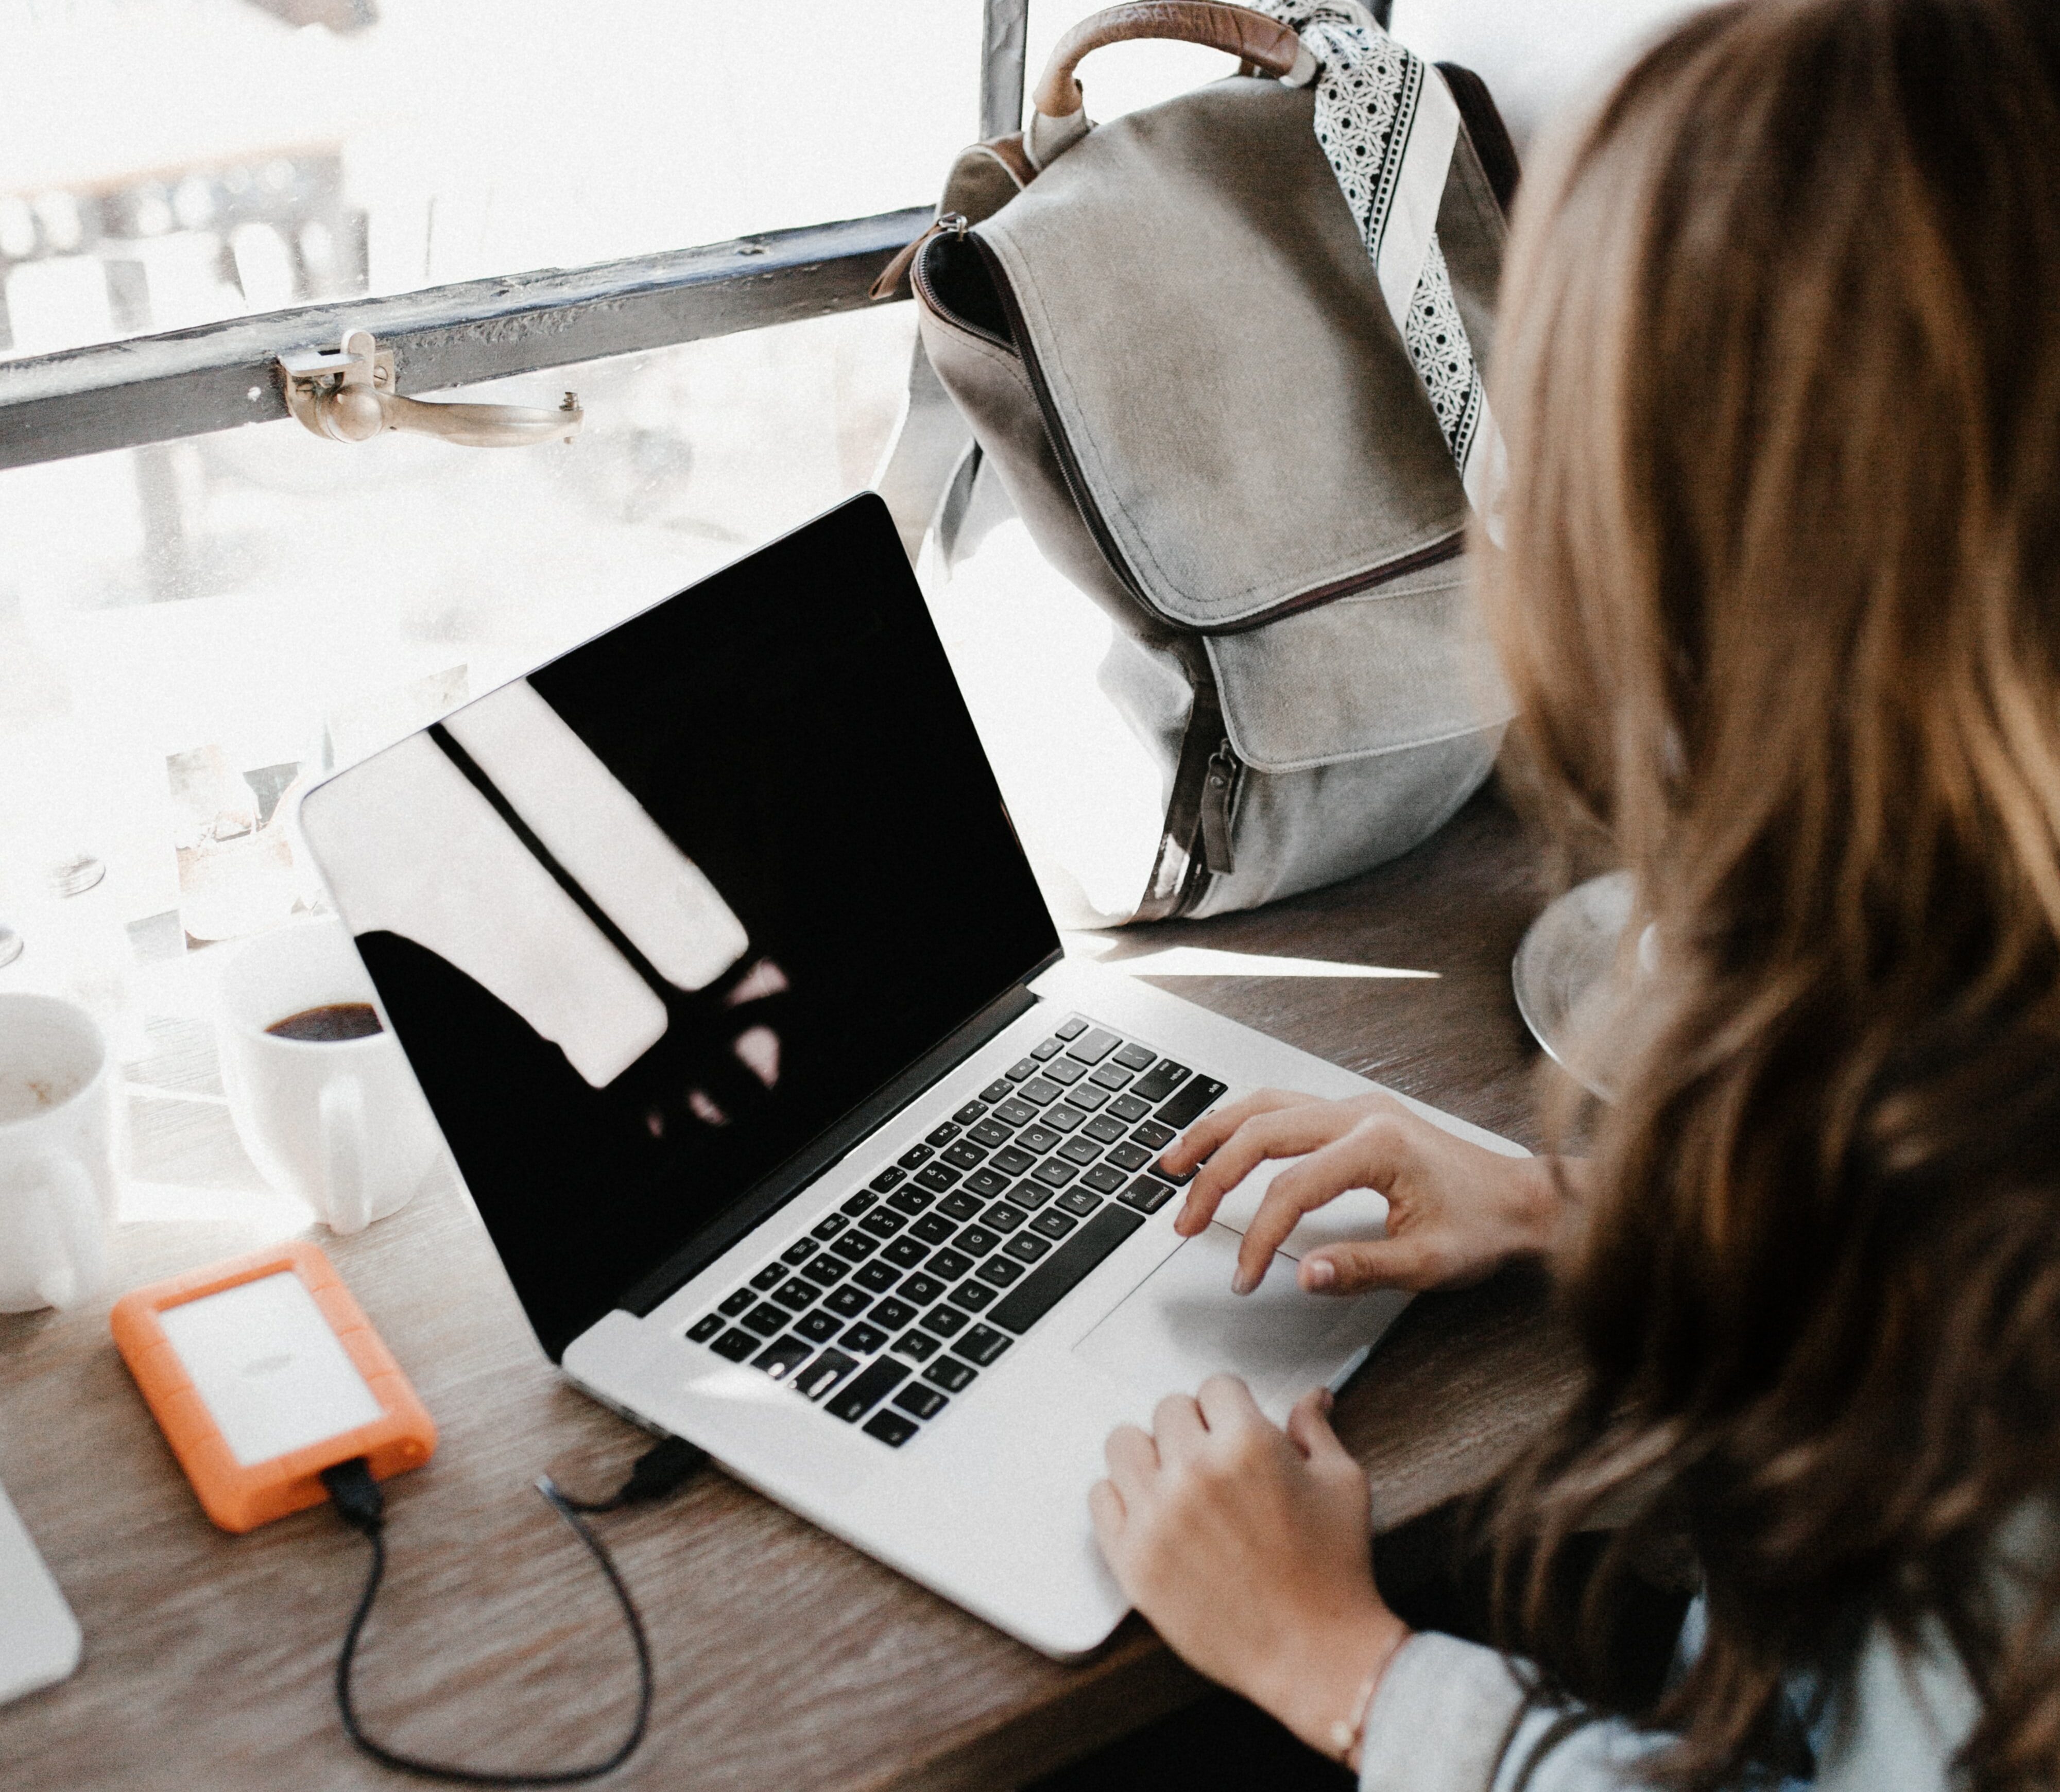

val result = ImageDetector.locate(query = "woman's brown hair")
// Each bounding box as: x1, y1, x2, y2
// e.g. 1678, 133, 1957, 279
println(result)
1481, 0, 2060, 1784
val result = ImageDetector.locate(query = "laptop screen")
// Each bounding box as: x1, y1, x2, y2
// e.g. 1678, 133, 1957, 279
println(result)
300, 497, 1061, 1358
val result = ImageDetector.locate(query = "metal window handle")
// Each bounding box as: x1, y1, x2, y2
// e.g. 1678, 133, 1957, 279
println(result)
279, 329, 583, 447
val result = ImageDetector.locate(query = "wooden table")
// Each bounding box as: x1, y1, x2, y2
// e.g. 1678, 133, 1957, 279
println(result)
0, 788, 1578, 1792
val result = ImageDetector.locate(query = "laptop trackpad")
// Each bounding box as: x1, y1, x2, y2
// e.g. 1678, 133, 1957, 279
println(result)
1071, 1224, 1407, 1420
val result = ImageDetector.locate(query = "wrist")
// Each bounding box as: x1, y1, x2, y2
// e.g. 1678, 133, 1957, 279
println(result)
1515, 1155, 1577, 1256
1255, 1603, 1412, 1766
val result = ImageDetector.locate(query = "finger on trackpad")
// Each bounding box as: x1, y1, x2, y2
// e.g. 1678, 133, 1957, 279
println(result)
1071, 1224, 1407, 1419
1207, 1157, 1390, 1259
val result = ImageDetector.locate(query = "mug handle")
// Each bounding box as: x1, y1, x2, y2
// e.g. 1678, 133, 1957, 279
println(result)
6, 1156, 106, 1310
319, 1077, 372, 1235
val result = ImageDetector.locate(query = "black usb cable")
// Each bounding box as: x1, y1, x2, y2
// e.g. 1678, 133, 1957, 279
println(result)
320, 1436, 708, 1784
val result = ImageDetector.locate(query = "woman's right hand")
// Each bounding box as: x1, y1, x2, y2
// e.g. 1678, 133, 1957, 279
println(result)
1159, 1090, 1572, 1297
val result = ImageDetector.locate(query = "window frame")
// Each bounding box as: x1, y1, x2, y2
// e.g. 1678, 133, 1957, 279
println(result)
0, 0, 1028, 473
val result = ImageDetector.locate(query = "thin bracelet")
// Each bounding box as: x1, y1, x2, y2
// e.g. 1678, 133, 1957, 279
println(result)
1330, 1667, 1384, 1772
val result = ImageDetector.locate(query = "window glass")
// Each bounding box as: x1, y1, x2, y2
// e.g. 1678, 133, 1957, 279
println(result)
0, 0, 977, 358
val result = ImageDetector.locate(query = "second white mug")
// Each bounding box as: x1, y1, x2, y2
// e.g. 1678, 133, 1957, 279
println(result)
216, 921, 442, 1233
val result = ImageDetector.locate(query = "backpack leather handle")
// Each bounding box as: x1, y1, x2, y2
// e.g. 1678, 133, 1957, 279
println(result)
1031, 3, 1313, 120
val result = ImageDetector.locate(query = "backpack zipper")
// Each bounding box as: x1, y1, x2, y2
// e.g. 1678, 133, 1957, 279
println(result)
1198, 739, 1241, 876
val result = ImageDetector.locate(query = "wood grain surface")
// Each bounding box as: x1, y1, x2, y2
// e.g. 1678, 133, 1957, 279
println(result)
0, 787, 1577, 1791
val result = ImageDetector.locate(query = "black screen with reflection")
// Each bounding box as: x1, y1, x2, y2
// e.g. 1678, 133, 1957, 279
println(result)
345, 497, 1058, 1358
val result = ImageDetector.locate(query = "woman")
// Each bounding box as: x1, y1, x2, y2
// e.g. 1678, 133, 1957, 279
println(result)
1090, 1, 2060, 1786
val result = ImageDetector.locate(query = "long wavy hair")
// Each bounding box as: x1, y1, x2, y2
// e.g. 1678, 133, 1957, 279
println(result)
1479, 0, 2060, 1785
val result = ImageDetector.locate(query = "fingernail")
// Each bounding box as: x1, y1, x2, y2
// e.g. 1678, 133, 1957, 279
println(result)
1232, 1267, 1257, 1296
1305, 1259, 1337, 1291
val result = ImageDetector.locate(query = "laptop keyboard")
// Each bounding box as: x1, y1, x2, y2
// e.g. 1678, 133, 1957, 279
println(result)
682, 1015, 1228, 1448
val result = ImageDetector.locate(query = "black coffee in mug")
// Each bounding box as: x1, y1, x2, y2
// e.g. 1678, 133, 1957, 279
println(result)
266, 1003, 384, 1043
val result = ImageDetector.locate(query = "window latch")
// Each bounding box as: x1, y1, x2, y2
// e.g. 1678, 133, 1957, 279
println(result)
278, 330, 583, 447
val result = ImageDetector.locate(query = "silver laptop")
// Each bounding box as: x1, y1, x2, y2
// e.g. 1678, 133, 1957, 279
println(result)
296, 494, 1523, 1658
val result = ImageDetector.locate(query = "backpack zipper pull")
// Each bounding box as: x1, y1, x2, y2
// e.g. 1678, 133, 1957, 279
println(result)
870, 212, 972, 302
1198, 740, 1240, 876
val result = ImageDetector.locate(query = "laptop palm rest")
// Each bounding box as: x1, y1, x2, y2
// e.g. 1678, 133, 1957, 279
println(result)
1071, 1224, 1408, 1421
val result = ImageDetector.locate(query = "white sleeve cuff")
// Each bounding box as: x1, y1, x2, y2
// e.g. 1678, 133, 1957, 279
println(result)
1358, 1632, 1531, 1792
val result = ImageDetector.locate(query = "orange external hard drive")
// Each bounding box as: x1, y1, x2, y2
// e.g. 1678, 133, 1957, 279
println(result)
111, 1240, 436, 1533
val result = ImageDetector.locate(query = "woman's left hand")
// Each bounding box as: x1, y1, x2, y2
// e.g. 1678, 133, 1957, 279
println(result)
1088, 1375, 1411, 1761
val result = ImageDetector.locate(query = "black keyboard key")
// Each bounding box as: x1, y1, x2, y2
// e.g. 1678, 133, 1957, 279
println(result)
958, 1324, 1014, 1365
803, 1253, 850, 1286
982, 1200, 1028, 1232
1031, 1037, 1065, 1060
900, 1273, 948, 1305
1121, 1175, 1177, 1214
937, 1190, 983, 1221
750, 1264, 786, 1291
916, 1164, 961, 1192
827, 1285, 871, 1317
1020, 1076, 1064, 1106
842, 1190, 879, 1216
995, 1098, 1039, 1126
912, 1213, 957, 1245
1066, 1027, 1120, 1065
1106, 1142, 1153, 1171
1066, 1084, 1109, 1112
793, 1348, 859, 1400
990, 1146, 1036, 1178
929, 1247, 975, 1281
976, 1256, 1024, 1288
1016, 1125, 1061, 1155
1130, 1061, 1191, 1104
1081, 1164, 1127, 1194
1005, 1232, 1052, 1263
869, 1165, 907, 1193
1032, 1209, 1078, 1239
1084, 1114, 1127, 1145
743, 1302, 787, 1337
969, 1119, 1014, 1149
860, 1208, 906, 1238
1033, 1158, 1079, 1186
956, 1225, 1003, 1256
1007, 1178, 1054, 1210
719, 1288, 755, 1316
1089, 1062, 1132, 1091
687, 1313, 724, 1342
884, 1236, 929, 1268
855, 1261, 900, 1293
1055, 1015, 1089, 1040
990, 1205, 1147, 1334
963, 1168, 1010, 1199
893, 1328, 942, 1362
899, 1143, 934, 1169
1108, 1094, 1151, 1123
797, 1308, 842, 1342
1005, 1058, 1040, 1082
887, 1187, 934, 1217
782, 1238, 818, 1266
864, 1410, 919, 1448
1113, 1042, 1157, 1071
812, 1213, 850, 1241
980, 1078, 1014, 1103
1043, 1058, 1086, 1086
870, 1298, 918, 1331
711, 1327, 757, 1362
928, 1121, 963, 1148
924, 1303, 969, 1337
1156, 1075, 1228, 1129
953, 1101, 989, 1126
827, 1357, 909, 1423
1043, 1105, 1086, 1134
773, 1278, 818, 1310
1057, 1187, 1103, 1217
948, 1280, 998, 1313
831, 1232, 878, 1262
925, 1357, 977, 1393
1059, 1136, 1102, 1166
1131, 1119, 1177, 1150
895, 1383, 948, 1420
752, 1336, 814, 1382
840, 1321, 889, 1354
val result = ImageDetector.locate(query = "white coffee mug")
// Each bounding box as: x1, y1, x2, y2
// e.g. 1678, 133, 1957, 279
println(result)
216, 921, 442, 1233
0, 994, 117, 1312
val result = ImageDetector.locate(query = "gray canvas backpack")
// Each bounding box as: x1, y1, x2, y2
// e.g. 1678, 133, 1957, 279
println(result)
876, 2, 1519, 923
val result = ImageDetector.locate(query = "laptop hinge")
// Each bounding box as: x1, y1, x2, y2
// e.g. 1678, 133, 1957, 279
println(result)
614, 969, 1056, 1321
